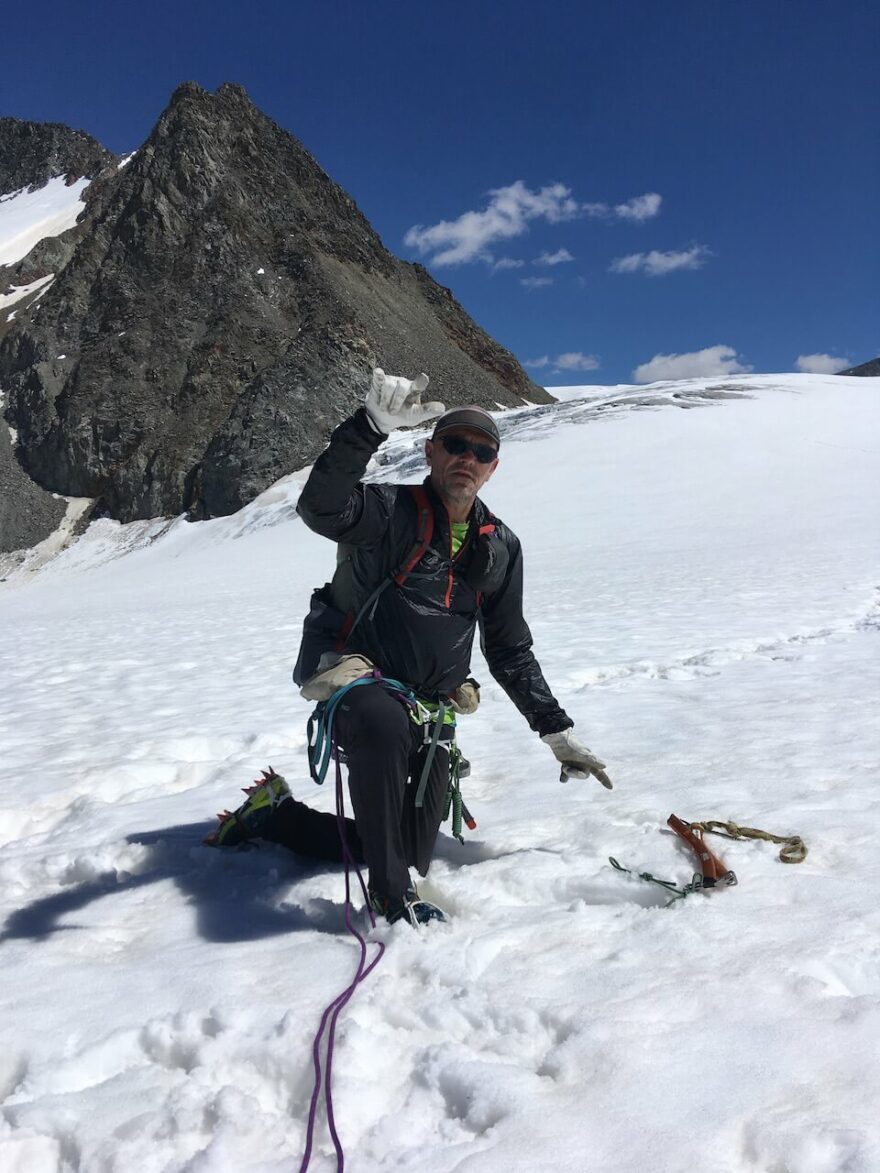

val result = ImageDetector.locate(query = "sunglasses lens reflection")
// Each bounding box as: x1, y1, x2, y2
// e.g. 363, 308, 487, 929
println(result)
441, 435, 497, 464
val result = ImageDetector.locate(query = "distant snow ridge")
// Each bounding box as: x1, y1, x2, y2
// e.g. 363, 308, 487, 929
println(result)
0, 175, 90, 267
0, 273, 55, 321
0, 371, 870, 587
0, 375, 776, 583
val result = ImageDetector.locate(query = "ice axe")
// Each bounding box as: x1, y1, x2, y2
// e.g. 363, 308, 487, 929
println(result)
667, 814, 738, 888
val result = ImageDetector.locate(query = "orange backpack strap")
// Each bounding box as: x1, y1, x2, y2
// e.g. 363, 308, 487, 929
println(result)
478, 507, 498, 539
474, 513, 499, 609
393, 485, 435, 585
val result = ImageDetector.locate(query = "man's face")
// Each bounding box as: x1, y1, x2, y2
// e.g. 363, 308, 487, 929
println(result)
425, 427, 499, 507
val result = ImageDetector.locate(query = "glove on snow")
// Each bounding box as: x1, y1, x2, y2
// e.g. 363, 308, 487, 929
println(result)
541, 729, 613, 789
365, 368, 445, 434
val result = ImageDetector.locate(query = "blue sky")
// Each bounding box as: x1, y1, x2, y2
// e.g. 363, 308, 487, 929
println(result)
2, 0, 877, 384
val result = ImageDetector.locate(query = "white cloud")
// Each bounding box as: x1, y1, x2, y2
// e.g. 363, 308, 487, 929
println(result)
534, 248, 574, 267
492, 257, 525, 271
520, 276, 554, 289
403, 180, 579, 266
583, 192, 662, 222
610, 254, 644, 274
524, 352, 600, 372
614, 192, 662, 222
404, 184, 663, 267
795, 353, 852, 374
633, 345, 752, 384
554, 352, 600, 371
610, 244, 710, 277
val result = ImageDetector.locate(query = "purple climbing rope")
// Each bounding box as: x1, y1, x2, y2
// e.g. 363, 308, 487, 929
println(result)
298, 740, 385, 1173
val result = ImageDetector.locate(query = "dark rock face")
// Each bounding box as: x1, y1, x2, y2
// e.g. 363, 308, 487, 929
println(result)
0, 117, 114, 193
0, 82, 549, 536
838, 357, 880, 377
2, 226, 83, 294
0, 120, 116, 555
0, 420, 67, 554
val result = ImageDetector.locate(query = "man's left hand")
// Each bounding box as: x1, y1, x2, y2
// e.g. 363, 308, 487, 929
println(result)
541, 729, 613, 789
365, 368, 445, 434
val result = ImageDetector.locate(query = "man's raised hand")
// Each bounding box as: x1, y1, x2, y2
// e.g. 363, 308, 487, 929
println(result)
365, 368, 446, 434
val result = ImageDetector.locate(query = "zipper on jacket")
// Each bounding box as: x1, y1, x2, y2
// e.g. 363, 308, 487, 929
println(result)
444, 516, 471, 608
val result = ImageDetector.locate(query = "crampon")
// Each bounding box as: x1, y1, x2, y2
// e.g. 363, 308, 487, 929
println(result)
203, 767, 291, 847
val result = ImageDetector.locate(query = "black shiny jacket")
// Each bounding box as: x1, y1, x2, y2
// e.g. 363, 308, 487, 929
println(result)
296, 408, 572, 737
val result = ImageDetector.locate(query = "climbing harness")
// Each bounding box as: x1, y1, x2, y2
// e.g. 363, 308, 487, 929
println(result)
414, 697, 448, 807
306, 672, 418, 784
307, 673, 474, 831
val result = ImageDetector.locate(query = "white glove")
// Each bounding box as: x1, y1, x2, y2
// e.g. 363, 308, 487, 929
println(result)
365, 368, 445, 434
541, 729, 613, 789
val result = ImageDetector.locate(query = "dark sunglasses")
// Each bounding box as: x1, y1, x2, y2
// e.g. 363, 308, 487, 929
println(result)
440, 434, 498, 464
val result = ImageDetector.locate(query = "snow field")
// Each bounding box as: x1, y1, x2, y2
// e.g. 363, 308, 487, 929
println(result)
0, 173, 92, 333
0, 175, 90, 268
1, 375, 879, 1171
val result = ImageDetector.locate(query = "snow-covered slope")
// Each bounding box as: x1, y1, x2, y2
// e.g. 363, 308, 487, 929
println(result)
0, 175, 91, 336
0, 175, 89, 267
1, 373, 878, 1172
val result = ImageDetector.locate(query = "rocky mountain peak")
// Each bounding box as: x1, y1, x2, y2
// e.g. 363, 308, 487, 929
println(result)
0, 83, 548, 550
838, 357, 880, 377
0, 117, 115, 194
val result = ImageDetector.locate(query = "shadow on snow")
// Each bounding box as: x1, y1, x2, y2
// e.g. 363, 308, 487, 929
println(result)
2, 819, 670, 945
0, 820, 353, 944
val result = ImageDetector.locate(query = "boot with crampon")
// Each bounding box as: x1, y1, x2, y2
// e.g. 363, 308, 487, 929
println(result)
204, 768, 292, 847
